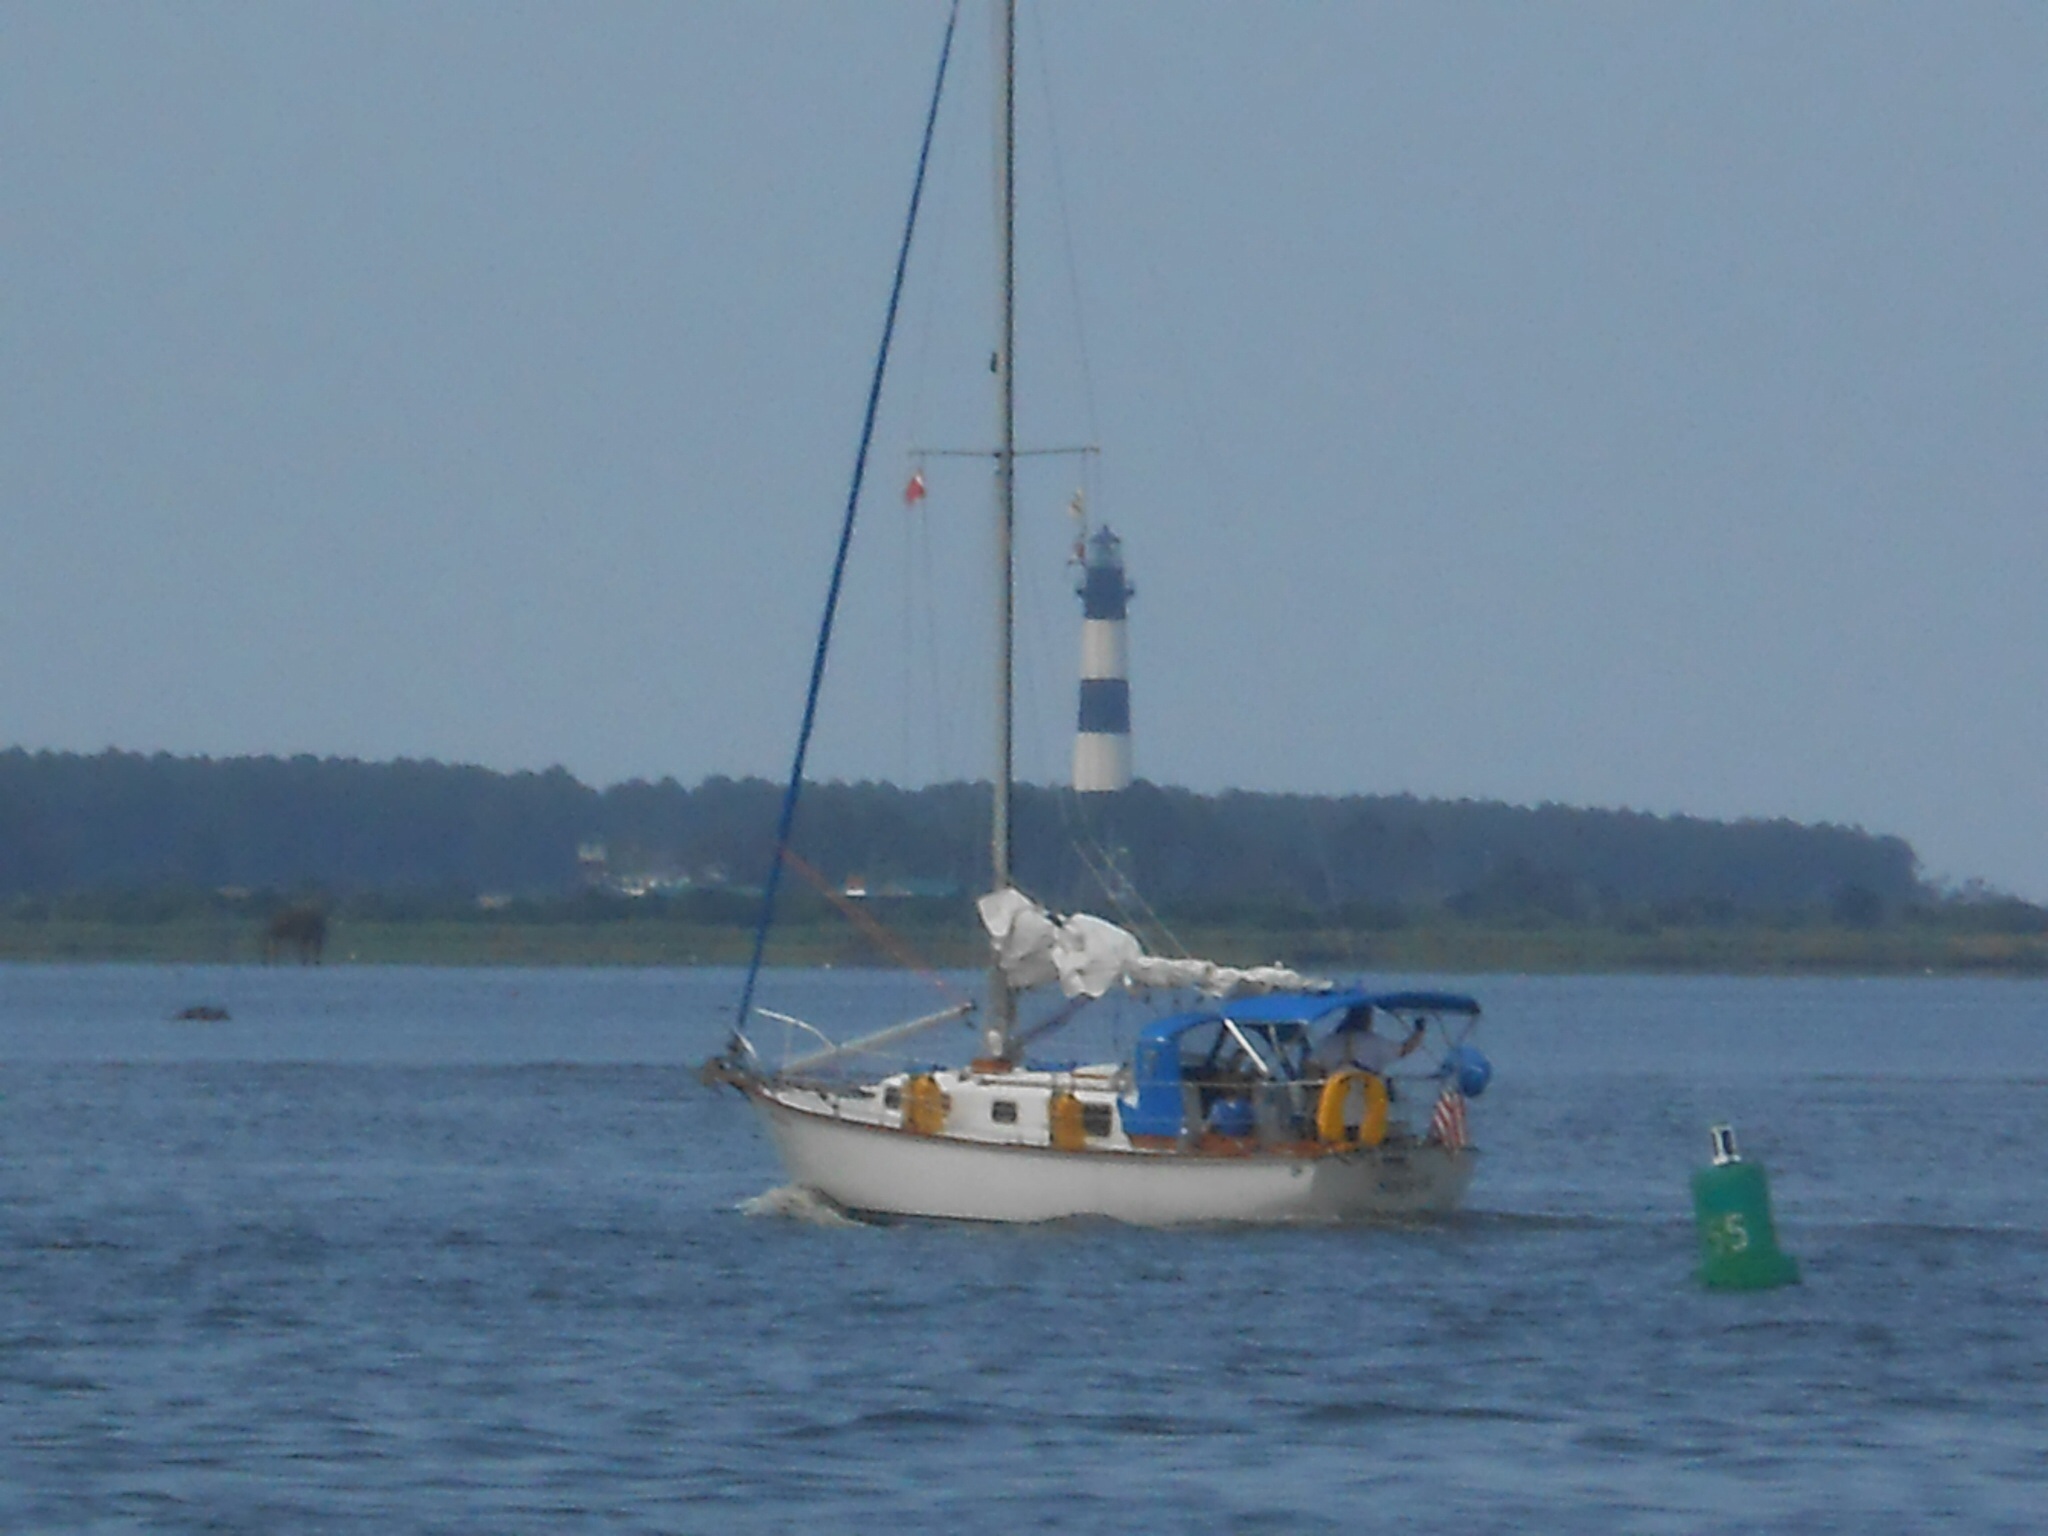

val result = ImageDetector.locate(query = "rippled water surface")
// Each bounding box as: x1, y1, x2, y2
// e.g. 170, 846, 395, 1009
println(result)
3, 965, 2046, 1532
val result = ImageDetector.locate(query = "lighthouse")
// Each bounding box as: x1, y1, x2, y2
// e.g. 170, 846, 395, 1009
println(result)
1073, 523, 1134, 794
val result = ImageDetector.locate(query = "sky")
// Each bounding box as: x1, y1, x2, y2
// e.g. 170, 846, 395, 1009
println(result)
3, 3, 2043, 898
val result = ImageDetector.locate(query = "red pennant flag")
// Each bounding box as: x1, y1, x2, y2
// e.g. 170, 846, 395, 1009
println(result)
904, 469, 927, 506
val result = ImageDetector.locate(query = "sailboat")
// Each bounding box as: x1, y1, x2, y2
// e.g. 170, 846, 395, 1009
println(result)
705, 1, 1492, 1223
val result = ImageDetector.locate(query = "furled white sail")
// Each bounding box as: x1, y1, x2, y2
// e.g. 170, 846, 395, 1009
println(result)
977, 888, 1329, 1001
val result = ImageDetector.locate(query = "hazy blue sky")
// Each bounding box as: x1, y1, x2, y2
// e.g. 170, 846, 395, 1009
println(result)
4, 3, 2043, 897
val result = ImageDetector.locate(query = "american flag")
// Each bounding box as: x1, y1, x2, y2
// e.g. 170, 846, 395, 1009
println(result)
1431, 1087, 1470, 1151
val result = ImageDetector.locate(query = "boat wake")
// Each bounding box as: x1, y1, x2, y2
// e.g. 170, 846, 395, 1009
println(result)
738, 1184, 866, 1228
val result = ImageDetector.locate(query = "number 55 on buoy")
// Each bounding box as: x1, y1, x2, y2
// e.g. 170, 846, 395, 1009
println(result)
1692, 1124, 1801, 1290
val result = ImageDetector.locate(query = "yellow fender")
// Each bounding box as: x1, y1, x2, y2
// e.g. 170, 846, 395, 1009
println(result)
903, 1073, 949, 1136
1048, 1090, 1088, 1152
1316, 1068, 1389, 1148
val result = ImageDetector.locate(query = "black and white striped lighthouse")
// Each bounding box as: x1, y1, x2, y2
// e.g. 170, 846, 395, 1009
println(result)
1073, 522, 1134, 794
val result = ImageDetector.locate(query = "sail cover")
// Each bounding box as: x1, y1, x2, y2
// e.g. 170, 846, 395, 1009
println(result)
977, 888, 1331, 1001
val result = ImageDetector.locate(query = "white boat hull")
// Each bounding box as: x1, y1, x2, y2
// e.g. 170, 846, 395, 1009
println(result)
750, 1091, 1476, 1224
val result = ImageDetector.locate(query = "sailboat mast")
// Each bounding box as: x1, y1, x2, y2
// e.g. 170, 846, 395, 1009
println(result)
988, 0, 1019, 1055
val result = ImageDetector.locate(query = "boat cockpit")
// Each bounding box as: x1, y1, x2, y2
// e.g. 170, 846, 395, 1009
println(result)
1119, 989, 1485, 1146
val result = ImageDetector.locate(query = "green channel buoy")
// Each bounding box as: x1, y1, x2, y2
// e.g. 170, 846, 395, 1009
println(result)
1692, 1124, 1800, 1290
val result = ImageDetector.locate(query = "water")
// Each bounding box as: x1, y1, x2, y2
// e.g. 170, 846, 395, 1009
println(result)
3, 965, 2047, 1532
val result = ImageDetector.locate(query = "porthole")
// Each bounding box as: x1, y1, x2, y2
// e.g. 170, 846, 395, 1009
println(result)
991, 1100, 1018, 1124
1081, 1102, 1113, 1138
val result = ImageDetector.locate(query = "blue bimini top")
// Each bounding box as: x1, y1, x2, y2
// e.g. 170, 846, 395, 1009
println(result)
1120, 989, 1483, 1138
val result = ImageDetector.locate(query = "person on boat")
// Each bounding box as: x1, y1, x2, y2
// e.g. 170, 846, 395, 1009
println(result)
1314, 1007, 1426, 1076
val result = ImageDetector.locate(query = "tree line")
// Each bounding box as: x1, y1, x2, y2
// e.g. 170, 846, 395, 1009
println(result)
0, 746, 2000, 930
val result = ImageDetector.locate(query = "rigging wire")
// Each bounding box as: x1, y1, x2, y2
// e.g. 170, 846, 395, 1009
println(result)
779, 848, 971, 1008
905, 493, 921, 782
1014, 7, 1131, 926
733, 0, 963, 1044
898, 69, 965, 453
895, 32, 965, 790
1019, 6, 1172, 940
1063, 808, 1191, 959
1012, 476, 1059, 788
1026, 1, 1101, 451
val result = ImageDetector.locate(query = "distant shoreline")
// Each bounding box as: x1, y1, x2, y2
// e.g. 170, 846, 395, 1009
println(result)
1, 917, 2041, 977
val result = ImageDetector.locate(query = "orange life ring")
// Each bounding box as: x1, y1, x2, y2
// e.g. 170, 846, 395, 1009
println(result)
1316, 1068, 1389, 1148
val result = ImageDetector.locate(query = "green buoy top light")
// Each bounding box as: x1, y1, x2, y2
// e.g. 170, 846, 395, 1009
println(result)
1691, 1123, 1801, 1290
